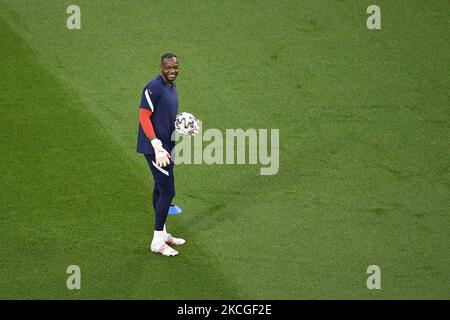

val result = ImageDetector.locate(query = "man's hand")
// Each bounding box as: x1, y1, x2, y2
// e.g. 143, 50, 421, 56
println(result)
151, 139, 171, 167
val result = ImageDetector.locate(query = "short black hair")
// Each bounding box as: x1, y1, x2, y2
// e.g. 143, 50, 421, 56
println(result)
161, 53, 178, 63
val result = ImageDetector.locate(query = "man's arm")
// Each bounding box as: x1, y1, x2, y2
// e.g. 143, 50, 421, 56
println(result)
139, 108, 156, 140
139, 107, 171, 167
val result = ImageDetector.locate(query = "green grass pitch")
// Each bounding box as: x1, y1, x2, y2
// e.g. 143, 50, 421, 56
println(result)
0, 0, 448, 299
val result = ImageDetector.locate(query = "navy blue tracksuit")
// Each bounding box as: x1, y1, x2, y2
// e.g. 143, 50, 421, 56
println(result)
137, 75, 178, 231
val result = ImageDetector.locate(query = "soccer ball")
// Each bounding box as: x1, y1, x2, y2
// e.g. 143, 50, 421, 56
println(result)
174, 112, 200, 136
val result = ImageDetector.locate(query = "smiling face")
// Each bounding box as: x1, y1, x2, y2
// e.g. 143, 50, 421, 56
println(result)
160, 57, 179, 84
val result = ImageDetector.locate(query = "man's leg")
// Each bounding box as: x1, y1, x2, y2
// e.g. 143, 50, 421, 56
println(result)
155, 185, 182, 216
152, 182, 160, 210
153, 179, 174, 231
144, 155, 181, 256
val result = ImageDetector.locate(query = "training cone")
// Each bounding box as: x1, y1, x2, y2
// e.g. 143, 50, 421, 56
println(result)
168, 205, 183, 215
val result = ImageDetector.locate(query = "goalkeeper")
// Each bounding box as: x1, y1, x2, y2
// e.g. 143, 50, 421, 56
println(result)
136, 53, 187, 256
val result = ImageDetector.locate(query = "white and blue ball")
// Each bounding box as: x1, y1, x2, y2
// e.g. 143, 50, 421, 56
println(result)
175, 112, 199, 136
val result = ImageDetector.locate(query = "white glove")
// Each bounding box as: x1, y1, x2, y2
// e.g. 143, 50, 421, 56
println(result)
151, 139, 171, 167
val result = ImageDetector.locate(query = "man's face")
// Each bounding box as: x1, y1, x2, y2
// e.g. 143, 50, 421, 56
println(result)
160, 57, 179, 83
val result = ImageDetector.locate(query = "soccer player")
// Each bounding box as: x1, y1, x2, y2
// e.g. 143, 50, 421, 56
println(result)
137, 53, 186, 256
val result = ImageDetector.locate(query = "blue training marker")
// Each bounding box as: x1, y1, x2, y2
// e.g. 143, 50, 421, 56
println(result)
168, 205, 183, 215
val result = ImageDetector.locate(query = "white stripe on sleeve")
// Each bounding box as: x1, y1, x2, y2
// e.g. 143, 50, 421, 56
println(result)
144, 89, 154, 111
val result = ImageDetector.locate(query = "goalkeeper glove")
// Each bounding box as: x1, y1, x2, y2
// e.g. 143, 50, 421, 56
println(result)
151, 139, 171, 167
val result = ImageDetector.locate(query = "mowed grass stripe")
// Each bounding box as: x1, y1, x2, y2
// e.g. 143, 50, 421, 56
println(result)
0, 17, 242, 299
0, 0, 448, 299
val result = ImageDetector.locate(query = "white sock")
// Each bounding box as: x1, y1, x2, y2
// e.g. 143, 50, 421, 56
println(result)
163, 224, 168, 236
152, 230, 166, 244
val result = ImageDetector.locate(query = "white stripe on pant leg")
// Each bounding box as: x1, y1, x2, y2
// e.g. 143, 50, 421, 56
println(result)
152, 160, 169, 176
145, 89, 154, 111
